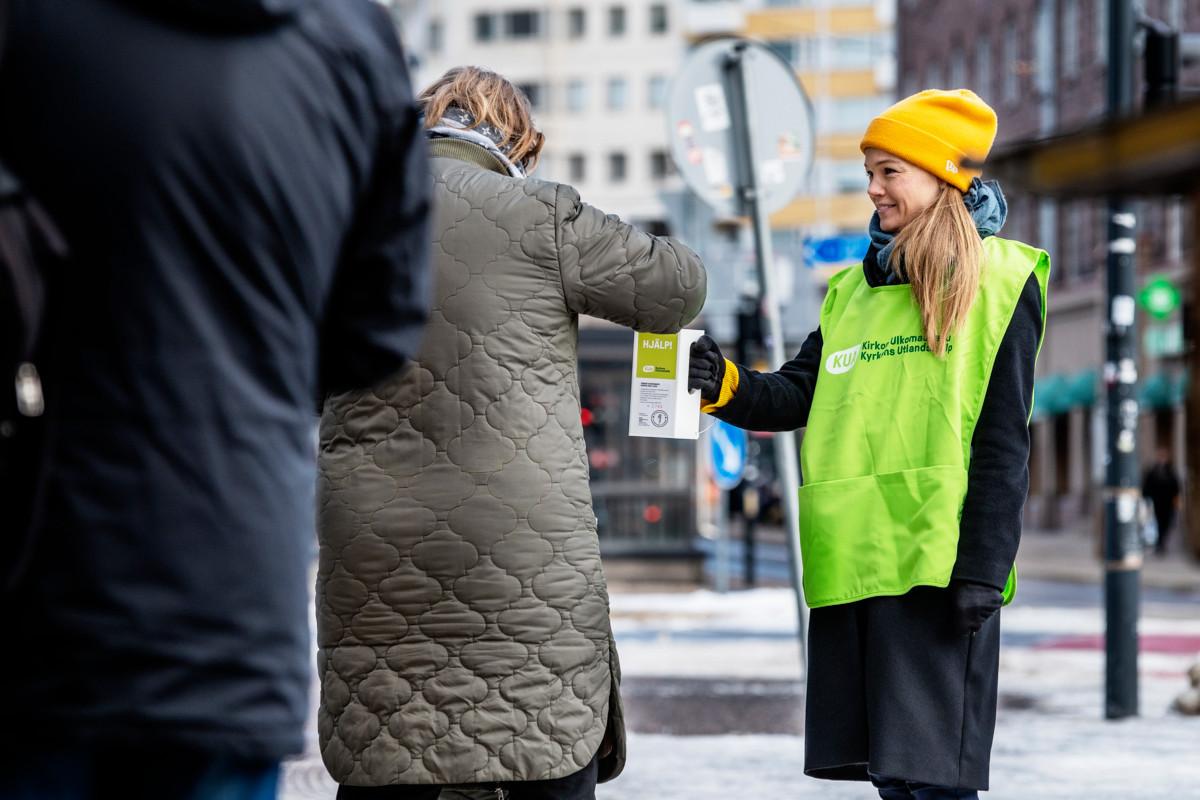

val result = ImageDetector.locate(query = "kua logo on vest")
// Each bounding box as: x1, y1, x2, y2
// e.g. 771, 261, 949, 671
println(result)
824, 343, 861, 374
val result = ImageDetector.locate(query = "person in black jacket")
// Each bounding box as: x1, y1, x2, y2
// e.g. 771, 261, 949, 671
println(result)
0, 0, 430, 796
690, 91, 1046, 799
1142, 447, 1182, 555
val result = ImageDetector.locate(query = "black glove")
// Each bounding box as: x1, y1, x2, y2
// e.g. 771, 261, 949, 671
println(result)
950, 580, 1003, 635
688, 335, 727, 404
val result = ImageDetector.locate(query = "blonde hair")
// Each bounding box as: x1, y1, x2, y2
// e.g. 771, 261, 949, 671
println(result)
418, 66, 546, 171
889, 182, 984, 357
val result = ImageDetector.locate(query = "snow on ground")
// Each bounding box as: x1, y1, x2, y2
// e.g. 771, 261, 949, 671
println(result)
597, 711, 1200, 800
599, 587, 1200, 799
284, 586, 1200, 799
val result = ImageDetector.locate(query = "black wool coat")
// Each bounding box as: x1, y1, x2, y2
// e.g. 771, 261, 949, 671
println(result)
0, 0, 430, 760
713, 245, 1043, 789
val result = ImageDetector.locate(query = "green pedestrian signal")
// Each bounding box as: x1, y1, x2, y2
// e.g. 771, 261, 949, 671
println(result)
1137, 276, 1181, 320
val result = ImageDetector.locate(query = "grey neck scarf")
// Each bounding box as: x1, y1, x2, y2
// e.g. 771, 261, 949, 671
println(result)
870, 178, 1008, 283
427, 106, 526, 178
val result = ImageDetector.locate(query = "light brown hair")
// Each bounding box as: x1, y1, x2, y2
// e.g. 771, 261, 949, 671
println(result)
889, 182, 984, 357
418, 66, 546, 171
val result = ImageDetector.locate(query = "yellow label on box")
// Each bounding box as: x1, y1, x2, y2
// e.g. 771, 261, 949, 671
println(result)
636, 333, 678, 380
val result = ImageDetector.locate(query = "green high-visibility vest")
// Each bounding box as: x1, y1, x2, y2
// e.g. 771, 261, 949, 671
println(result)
799, 236, 1049, 609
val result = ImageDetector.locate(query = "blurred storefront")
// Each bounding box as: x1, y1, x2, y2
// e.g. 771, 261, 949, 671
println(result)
901, 0, 1200, 540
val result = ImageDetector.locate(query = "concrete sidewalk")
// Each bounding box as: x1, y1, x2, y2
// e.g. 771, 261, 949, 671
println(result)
1016, 524, 1200, 594
680, 521, 1200, 596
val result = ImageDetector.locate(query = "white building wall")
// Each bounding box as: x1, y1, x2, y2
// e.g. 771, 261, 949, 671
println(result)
395, 0, 689, 227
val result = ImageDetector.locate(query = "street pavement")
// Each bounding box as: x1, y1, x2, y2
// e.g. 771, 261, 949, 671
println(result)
694, 523, 1200, 594
282, 574, 1200, 799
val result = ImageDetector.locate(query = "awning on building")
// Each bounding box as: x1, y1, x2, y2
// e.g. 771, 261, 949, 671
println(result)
1139, 370, 1190, 410
982, 98, 1200, 198
1031, 369, 1192, 418
1031, 369, 1098, 421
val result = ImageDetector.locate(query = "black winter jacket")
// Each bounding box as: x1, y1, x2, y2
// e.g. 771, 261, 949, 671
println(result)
0, 0, 429, 759
713, 246, 1042, 591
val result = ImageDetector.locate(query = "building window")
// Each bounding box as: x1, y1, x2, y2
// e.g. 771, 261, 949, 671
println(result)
1003, 21, 1020, 103
829, 35, 877, 70
475, 10, 545, 42
505, 10, 543, 39
799, 37, 823, 71
649, 3, 668, 34
475, 13, 495, 42
948, 44, 966, 88
1168, 0, 1184, 28
769, 37, 816, 70
428, 19, 443, 54
1061, 202, 1082, 282
608, 5, 626, 36
1167, 197, 1184, 264
1035, 0, 1056, 107
606, 77, 628, 111
1039, 199, 1059, 284
518, 82, 548, 112
566, 79, 589, 113
975, 36, 992, 101
1166, 0, 1185, 29
1062, 0, 1079, 77
826, 96, 891, 133
650, 150, 673, 180
648, 75, 668, 110
608, 152, 627, 182
568, 153, 586, 183
769, 40, 798, 65
568, 7, 586, 38
832, 160, 867, 193
1085, 202, 1105, 274
925, 62, 944, 89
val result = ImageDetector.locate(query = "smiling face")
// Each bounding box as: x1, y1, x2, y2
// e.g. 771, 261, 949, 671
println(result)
864, 148, 942, 233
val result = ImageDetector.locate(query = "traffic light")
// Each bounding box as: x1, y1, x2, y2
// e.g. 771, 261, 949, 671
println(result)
735, 293, 763, 365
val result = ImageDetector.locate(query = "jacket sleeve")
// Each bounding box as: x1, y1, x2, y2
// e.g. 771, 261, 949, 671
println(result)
554, 184, 706, 331
317, 52, 432, 401
953, 273, 1043, 590
710, 328, 823, 432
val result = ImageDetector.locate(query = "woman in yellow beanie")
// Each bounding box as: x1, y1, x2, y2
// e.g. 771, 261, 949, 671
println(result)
689, 89, 1049, 799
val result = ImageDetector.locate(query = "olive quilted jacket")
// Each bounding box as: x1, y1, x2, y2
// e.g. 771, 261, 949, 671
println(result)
316, 140, 706, 787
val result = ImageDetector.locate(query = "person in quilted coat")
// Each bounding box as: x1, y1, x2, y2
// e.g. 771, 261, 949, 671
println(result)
318, 66, 706, 798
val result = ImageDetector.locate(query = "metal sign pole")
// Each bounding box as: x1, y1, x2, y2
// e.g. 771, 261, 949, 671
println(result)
1103, 0, 1140, 721
723, 43, 809, 669
1188, 194, 1200, 562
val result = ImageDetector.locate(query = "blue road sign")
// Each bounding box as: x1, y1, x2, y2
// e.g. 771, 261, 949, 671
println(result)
804, 235, 871, 267
710, 419, 749, 490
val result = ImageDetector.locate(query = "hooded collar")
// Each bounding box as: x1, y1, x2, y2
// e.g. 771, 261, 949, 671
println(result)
428, 138, 510, 177
426, 107, 527, 179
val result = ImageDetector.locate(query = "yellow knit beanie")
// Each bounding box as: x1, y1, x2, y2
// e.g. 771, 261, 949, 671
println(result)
859, 89, 997, 193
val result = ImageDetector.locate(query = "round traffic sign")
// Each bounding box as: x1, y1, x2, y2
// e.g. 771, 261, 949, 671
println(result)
667, 38, 815, 217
